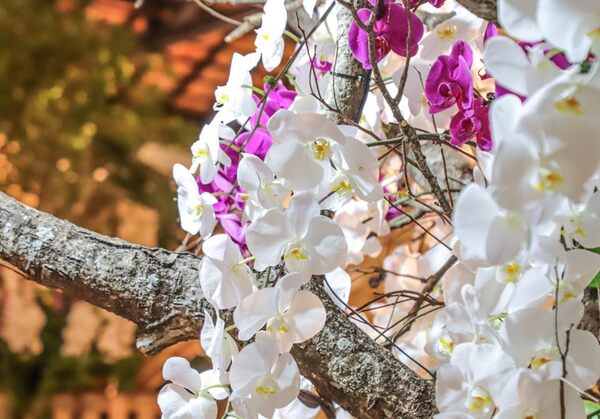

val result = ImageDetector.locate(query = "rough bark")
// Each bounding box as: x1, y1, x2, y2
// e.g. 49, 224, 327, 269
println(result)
322, 1, 371, 124
293, 281, 436, 418
456, 0, 497, 22
0, 192, 208, 354
581, 287, 600, 341
0, 191, 436, 418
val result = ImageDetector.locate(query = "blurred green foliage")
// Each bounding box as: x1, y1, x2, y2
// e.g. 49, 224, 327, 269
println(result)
0, 0, 196, 245
0, 293, 142, 418
0, 0, 200, 416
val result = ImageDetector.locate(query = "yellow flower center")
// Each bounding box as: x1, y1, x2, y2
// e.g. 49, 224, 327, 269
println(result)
535, 169, 564, 191
255, 376, 278, 396
530, 349, 556, 370
267, 316, 289, 334
466, 387, 493, 413
554, 96, 584, 115
215, 86, 230, 106
587, 27, 600, 39
468, 396, 490, 411
332, 180, 352, 194
191, 203, 203, 218
530, 355, 551, 370
436, 24, 457, 40
311, 138, 331, 161
284, 246, 308, 261
438, 337, 454, 355
256, 385, 276, 395
194, 149, 209, 159
503, 263, 521, 284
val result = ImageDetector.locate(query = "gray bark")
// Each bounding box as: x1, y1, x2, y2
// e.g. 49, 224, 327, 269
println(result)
456, 0, 497, 22
322, 2, 371, 124
0, 191, 436, 418
0, 192, 208, 354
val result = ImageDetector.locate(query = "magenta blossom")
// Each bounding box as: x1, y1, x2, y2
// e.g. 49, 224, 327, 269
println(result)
194, 82, 297, 251
449, 98, 492, 151
251, 82, 297, 128
425, 40, 474, 114
348, 1, 424, 70
312, 56, 333, 73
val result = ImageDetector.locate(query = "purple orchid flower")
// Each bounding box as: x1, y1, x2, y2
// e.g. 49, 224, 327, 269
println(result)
218, 212, 247, 250
312, 56, 333, 73
449, 98, 492, 151
425, 40, 474, 114
250, 82, 297, 128
484, 22, 498, 44
234, 128, 273, 160
348, 1, 424, 70
194, 82, 297, 251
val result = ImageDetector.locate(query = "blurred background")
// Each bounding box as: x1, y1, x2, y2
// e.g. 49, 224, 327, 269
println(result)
0, 0, 261, 416
0, 1, 435, 417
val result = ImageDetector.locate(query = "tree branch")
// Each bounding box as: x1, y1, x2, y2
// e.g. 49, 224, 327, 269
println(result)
322, 1, 371, 123
456, 0, 497, 22
0, 191, 436, 418
0, 192, 208, 354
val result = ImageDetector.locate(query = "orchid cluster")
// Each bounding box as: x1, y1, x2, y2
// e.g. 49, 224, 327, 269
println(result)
429, 0, 600, 417
158, 0, 600, 417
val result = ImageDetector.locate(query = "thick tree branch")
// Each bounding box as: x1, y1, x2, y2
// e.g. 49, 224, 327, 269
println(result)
456, 0, 497, 22
0, 192, 208, 354
322, 1, 371, 123
0, 191, 436, 418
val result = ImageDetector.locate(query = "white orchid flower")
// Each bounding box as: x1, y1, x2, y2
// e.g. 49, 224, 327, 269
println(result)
484, 70, 600, 220
214, 52, 260, 123
484, 37, 564, 97
537, 0, 600, 62
419, 7, 482, 62
229, 332, 301, 418
501, 304, 600, 391
246, 191, 348, 274
324, 268, 352, 310
272, 376, 320, 419
332, 199, 390, 266
394, 62, 454, 133
201, 310, 238, 378
237, 153, 290, 222
495, 370, 586, 419
255, 0, 287, 71
444, 284, 501, 346
552, 249, 600, 302
453, 183, 528, 266
233, 274, 326, 352
491, 107, 600, 211
435, 343, 518, 418
325, 136, 383, 204
265, 110, 348, 191
497, 0, 542, 42
190, 119, 233, 185
199, 234, 255, 310
560, 191, 600, 249
158, 357, 228, 419
173, 163, 217, 237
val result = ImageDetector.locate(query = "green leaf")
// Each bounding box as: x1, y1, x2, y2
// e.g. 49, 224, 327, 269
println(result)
589, 271, 600, 288
585, 400, 600, 417
587, 248, 600, 288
